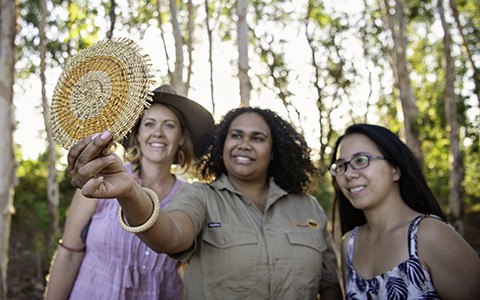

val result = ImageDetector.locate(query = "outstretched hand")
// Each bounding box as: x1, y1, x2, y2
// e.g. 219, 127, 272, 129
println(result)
67, 131, 134, 199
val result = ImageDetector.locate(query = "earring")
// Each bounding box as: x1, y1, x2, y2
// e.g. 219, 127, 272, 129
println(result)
125, 145, 141, 162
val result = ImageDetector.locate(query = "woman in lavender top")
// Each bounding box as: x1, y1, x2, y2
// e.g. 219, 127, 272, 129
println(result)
45, 85, 214, 299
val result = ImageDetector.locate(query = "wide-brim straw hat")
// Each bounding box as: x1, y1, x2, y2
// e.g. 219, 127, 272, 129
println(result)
123, 85, 214, 157
49, 37, 155, 150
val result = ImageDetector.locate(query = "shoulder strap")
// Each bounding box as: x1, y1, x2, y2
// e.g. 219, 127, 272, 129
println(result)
347, 226, 361, 265
408, 214, 445, 258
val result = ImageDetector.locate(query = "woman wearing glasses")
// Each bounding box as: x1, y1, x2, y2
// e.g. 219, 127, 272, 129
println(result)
329, 124, 480, 300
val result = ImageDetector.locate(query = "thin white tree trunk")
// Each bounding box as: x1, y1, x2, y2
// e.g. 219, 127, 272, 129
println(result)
169, 0, 186, 95
437, 0, 464, 234
39, 0, 60, 243
236, 0, 251, 107
382, 0, 423, 162
0, 0, 18, 297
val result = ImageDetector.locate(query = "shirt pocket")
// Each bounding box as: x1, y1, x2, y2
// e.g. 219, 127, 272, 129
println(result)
284, 230, 327, 295
201, 225, 259, 294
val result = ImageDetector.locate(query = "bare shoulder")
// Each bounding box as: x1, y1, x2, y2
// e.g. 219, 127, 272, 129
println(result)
417, 215, 479, 267
417, 216, 460, 244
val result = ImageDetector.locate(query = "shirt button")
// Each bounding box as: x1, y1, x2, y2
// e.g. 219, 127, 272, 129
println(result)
219, 238, 226, 245
142, 265, 146, 269
145, 251, 150, 256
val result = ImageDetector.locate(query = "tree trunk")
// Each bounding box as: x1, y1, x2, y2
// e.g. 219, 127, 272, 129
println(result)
0, 0, 18, 297
236, 0, 251, 107
437, 0, 465, 235
204, 0, 215, 115
39, 0, 60, 245
106, 0, 117, 39
449, 0, 480, 107
382, 0, 423, 163
169, 0, 186, 95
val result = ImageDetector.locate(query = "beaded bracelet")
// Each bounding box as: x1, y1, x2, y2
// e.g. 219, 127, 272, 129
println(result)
58, 239, 86, 252
118, 187, 161, 233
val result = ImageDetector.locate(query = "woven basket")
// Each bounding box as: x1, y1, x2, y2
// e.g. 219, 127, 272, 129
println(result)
50, 37, 155, 150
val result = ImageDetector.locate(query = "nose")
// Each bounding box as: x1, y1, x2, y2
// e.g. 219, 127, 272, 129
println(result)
152, 125, 164, 137
343, 163, 359, 179
238, 138, 251, 150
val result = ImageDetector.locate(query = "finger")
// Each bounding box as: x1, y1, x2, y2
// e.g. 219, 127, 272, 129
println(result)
71, 153, 119, 189
74, 131, 113, 172
67, 133, 99, 173
81, 176, 108, 198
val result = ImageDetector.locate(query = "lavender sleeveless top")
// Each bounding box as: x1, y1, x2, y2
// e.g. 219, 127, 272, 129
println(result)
345, 214, 444, 300
69, 169, 186, 300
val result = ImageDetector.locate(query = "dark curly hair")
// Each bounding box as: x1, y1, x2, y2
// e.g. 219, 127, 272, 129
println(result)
330, 124, 445, 235
196, 107, 318, 194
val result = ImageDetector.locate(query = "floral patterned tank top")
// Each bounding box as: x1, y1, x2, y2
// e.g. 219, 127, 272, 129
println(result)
345, 214, 445, 300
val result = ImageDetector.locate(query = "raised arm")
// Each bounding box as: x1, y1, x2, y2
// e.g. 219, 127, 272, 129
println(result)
67, 130, 196, 254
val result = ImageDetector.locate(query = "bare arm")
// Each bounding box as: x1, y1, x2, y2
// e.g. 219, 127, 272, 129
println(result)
44, 190, 97, 300
419, 218, 480, 300
67, 130, 195, 254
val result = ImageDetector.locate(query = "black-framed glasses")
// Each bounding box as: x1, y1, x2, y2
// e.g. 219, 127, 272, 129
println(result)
329, 155, 386, 177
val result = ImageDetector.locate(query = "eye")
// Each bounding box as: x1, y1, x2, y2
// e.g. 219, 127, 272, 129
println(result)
230, 132, 242, 139
144, 121, 155, 128
352, 156, 369, 167
164, 122, 176, 129
332, 162, 345, 172
252, 135, 266, 142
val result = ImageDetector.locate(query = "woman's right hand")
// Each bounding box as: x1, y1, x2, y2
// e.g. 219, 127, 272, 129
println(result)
67, 130, 134, 199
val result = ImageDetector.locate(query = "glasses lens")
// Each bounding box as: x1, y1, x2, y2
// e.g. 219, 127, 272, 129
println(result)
351, 155, 369, 169
330, 162, 345, 176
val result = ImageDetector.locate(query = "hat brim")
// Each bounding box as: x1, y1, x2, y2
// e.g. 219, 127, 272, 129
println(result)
150, 91, 214, 156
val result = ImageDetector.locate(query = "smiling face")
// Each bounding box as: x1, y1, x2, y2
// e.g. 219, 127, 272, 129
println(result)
335, 133, 400, 211
137, 104, 185, 166
222, 112, 273, 184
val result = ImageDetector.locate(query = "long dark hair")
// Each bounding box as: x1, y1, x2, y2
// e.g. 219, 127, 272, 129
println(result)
197, 107, 318, 194
330, 124, 445, 235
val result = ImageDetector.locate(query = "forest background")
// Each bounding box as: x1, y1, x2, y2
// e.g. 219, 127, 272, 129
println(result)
0, 0, 479, 299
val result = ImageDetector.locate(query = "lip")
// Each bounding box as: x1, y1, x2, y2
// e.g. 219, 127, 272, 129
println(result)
347, 185, 366, 195
232, 155, 254, 164
148, 142, 166, 148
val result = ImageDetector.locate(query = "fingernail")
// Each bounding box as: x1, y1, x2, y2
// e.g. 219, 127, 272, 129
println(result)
101, 131, 112, 139
91, 133, 100, 140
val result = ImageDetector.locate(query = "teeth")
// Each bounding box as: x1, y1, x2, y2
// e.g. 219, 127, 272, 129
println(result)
349, 186, 365, 193
235, 156, 251, 162
150, 142, 165, 148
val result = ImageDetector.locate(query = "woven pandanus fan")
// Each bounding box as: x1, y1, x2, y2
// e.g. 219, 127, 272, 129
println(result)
50, 37, 155, 150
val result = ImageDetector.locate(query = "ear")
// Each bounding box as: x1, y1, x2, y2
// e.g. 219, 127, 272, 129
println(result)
392, 165, 401, 181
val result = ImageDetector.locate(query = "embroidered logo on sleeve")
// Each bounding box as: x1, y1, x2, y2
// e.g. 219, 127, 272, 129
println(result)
207, 222, 222, 228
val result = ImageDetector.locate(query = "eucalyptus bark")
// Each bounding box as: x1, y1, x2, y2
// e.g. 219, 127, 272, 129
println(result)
382, 0, 423, 163
437, 0, 464, 235
448, 0, 480, 106
204, 0, 215, 114
106, 0, 117, 39
169, 0, 186, 95
236, 0, 251, 107
0, 0, 18, 297
39, 0, 60, 243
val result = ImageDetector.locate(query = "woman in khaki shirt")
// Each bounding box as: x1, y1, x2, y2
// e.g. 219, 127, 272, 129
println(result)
66, 107, 342, 299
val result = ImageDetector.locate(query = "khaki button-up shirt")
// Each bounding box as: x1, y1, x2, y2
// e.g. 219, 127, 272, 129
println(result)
168, 174, 339, 300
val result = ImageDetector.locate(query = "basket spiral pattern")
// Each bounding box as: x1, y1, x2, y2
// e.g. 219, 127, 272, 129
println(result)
50, 37, 155, 150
